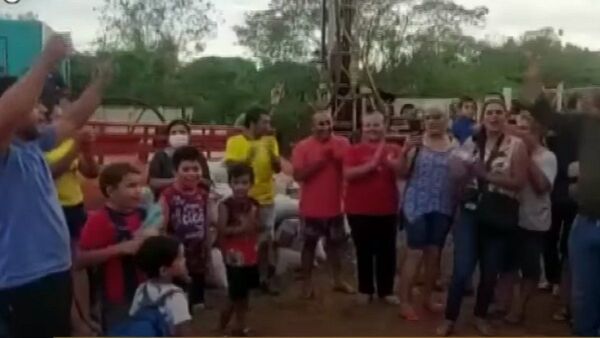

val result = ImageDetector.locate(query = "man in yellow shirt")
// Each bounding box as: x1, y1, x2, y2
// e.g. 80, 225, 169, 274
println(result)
45, 129, 99, 336
225, 107, 281, 293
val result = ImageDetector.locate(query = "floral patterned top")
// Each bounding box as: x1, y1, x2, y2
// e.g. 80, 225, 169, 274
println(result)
403, 144, 457, 223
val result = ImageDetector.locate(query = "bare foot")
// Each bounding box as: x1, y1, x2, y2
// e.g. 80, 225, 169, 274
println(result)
435, 320, 455, 336
473, 317, 493, 336
504, 311, 524, 325
426, 300, 445, 313
400, 303, 420, 321
332, 281, 356, 295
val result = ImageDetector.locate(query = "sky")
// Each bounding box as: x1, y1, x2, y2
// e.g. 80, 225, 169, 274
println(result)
2, 0, 600, 56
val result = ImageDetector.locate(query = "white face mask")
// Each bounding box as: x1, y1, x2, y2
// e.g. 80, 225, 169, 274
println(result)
168, 134, 190, 148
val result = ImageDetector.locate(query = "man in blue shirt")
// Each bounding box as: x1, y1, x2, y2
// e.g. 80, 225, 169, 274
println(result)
451, 96, 478, 144
0, 36, 109, 338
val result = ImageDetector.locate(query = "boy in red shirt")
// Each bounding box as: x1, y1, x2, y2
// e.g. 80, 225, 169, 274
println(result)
77, 162, 148, 331
292, 108, 354, 299
160, 146, 211, 313
217, 163, 260, 336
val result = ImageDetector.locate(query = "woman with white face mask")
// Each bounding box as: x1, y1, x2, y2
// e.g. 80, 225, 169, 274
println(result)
148, 119, 210, 197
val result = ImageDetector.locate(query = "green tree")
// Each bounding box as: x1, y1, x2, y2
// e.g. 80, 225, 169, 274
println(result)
97, 0, 216, 58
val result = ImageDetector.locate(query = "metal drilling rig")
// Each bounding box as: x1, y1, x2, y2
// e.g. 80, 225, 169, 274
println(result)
322, 0, 361, 137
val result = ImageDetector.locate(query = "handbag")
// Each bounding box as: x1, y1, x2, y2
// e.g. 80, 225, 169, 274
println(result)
474, 134, 519, 232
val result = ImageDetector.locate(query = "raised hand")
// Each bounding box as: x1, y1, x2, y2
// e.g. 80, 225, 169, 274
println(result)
404, 134, 422, 152
92, 60, 113, 90
41, 35, 70, 66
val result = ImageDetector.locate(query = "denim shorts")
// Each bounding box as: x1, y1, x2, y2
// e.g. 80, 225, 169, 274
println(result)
405, 212, 452, 249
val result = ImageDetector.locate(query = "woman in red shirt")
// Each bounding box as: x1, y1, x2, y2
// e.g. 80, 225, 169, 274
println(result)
344, 112, 403, 304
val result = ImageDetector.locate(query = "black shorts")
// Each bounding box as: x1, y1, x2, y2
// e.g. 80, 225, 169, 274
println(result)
63, 203, 87, 240
303, 215, 347, 244
505, 227, 545, 281
226, 265, 259, 301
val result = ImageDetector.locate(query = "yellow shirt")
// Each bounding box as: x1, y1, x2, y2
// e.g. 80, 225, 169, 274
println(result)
225, 134, 279, 205
45, 139, 83, 207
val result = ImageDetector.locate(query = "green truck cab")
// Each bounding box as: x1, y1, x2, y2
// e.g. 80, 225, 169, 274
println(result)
0, 18, 70, 83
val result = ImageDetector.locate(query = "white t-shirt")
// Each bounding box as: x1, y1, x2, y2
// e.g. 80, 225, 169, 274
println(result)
129, 281, 191, 331
519, 148, 558, 232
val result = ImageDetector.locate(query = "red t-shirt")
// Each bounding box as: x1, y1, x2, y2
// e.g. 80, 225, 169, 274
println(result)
220, 196, 259, 267
344, 142, 400, 215
79, 208, 144, 304
292, 135, 350, 218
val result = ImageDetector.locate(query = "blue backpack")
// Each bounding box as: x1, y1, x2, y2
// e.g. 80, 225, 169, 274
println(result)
106, 286, 181, 337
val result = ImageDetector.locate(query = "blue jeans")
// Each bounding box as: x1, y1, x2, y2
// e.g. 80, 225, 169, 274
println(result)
445, 209, 478, 321
569, 215, 600, 336
445, 208, 515, 321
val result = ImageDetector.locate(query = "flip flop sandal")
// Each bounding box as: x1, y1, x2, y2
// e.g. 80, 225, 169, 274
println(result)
400, 307, 421, 321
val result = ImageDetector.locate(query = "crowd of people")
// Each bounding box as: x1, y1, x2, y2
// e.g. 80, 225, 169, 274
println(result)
1, 35, 600, 338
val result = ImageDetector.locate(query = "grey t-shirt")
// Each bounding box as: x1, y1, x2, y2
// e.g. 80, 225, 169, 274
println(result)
519, 148, 557, 232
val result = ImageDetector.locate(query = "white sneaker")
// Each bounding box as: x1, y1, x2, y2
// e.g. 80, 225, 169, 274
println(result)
382, 295, 401, 306
552, 284, 560, 297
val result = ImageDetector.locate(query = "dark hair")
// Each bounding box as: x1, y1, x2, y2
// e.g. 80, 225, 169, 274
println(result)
480, 99, 506, 118
459, 96, 477, 109
40, 85, 61, 122
227, 163, 254, 184
400, 104, 415, 114
166, 119, 191, 135
135, 236, 181, 278
172, 146, 203, 171
0, 76, 17, 97
474, 99, 508, 150
99, 162, 141, 197
243, 107, 269, 128
485, 91, 505, 102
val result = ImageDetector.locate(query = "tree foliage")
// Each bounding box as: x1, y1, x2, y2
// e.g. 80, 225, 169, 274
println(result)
64, 0, 600, 151
97, 0, 216, 58
235, 0, 487, 67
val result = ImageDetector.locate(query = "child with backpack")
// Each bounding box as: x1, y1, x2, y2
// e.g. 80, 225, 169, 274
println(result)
217, 163, 261, 336
109, 235, 194, 337
78, 162, 152, 332
159, 146, 212, 313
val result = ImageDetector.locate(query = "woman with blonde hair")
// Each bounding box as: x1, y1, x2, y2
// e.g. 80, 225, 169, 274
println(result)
398, 106, 459, 320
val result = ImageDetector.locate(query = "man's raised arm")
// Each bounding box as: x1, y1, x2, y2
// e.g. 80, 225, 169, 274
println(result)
0, 36, 68, 152
54, 63, 111, 144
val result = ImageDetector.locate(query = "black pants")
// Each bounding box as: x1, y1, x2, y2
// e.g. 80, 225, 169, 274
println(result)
544, 201, 577, 284
474, 228, 514, 318
189, 273, 205, 308
348, 214, 397, 297
0, 270, 72, 338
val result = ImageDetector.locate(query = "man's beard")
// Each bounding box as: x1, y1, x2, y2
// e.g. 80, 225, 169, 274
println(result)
17, 125, 41, 141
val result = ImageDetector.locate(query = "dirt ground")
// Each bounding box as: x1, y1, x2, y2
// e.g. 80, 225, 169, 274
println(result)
193, 263, 570, 337
81, 158, 570, 337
